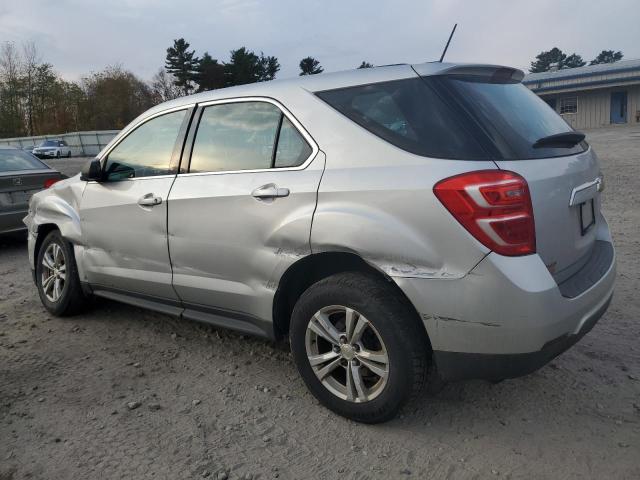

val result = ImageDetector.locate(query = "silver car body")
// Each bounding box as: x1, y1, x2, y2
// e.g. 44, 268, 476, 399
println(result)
24, 62, 615, 381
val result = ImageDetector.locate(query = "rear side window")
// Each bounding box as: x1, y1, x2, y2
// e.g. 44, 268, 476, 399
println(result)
189, 101, 313, 173
275, 116, 312, 168
190, 102, 280, 173
0, 149, 47, 172
316, 78, 490, 160
317, 77, 587, 160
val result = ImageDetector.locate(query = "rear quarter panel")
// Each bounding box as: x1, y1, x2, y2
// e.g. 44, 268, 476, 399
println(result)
301, 93, 496, 279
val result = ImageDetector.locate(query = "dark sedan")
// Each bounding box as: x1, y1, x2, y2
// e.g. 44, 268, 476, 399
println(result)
0, 146, 66, 235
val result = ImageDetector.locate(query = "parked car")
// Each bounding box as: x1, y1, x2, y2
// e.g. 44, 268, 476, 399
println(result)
24, 62, 615, 423
32, 139, 72, 159
0, 146, 66, 235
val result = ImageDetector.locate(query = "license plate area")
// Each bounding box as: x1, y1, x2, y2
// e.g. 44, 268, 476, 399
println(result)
579, 199, 595, 236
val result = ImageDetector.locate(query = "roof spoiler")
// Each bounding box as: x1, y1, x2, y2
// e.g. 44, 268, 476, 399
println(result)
413, 63, 525, 83
439, 65, 525, 83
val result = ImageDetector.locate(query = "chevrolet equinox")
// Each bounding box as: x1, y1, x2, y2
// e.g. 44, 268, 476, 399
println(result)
24, 62, 616, 423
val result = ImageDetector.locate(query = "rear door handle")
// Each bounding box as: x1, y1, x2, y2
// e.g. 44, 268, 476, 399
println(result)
251, 184, 290, 199
138, 193, 162, 207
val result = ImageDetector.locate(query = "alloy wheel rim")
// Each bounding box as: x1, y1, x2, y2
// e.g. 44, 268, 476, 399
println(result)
41, 242, 66, 302
305, 305, 389, 403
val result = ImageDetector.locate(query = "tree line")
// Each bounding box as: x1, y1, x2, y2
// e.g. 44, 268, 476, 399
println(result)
530, 48, 624, 73
0, 36, 626, 139
0, 37, 371, 138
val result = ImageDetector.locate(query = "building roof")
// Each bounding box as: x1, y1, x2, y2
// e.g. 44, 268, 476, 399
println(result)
523, 59, 640, 93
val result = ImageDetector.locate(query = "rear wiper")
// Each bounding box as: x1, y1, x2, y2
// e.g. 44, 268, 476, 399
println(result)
532, 131, 585, 149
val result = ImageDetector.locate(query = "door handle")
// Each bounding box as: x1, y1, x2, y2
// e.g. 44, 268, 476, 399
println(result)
138, 193, 162, 207
251, 184, 290, 199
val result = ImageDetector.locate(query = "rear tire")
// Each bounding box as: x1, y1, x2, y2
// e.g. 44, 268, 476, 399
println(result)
290, 272, 428, 423
66, 150, 71, 158
36, 230, 87, 316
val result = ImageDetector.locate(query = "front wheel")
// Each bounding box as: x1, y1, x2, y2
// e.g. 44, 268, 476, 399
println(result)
56, 150, 60, 158
290, 272, 429, 423
36, 230, 87, 316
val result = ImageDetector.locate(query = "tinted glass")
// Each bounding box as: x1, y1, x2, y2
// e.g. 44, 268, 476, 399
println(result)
0, 149, 48, 172
275, 116, 312, 168
317, 77, 587, 160
439, 77, 586, 159
190, 102, 281, 173
40, 140, 58, 147
316, 78, 489, 160
104, 109, 186, 181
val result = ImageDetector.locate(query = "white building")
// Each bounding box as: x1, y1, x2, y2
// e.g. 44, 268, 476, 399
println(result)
523, 59, 640, 130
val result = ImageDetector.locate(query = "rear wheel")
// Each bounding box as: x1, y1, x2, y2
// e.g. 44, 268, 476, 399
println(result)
36, 230, 87, 316
290, 272, 428, 423
66, 150, 71, 158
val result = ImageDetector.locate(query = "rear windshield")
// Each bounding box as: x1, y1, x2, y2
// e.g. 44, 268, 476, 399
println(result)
0, 149, 48, 172
40, 140, 59, 147
316, 76, 587, 160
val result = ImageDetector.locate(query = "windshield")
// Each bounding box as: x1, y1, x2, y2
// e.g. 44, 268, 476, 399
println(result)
0, 149, 48, 172
316, 76, 587, 160
39, 140, 59, 147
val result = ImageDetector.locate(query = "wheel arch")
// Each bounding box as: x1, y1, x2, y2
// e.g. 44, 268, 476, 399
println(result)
272, 250, 432, 352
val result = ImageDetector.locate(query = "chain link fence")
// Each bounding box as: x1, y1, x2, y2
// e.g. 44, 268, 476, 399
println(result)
0, 130, 119, 157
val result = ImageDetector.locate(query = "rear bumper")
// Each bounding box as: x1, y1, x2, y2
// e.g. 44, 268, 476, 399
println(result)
433, 292, 612, 381
394, 221, 616, 382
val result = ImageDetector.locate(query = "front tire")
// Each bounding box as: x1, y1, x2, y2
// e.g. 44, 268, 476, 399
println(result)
290, 272, 428, 423
36, 230, 87, 316
56, 150, 60, 158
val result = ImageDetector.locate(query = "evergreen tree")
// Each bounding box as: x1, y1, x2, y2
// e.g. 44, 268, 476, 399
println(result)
225, 47, 279, 86
165, 38, 199, 96
530, 47, 586, 72
193, 52, 225, 91
257, 53, 280, 82
564, 53, 586, 69
590, 50, 623, 65
299, 57, 323, 75
357, 61, 374, 69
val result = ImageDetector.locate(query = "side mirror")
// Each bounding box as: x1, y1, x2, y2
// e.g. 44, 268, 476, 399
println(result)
80, 158, 102, 182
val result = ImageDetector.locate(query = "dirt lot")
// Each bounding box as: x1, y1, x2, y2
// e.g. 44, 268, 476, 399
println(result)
1, 126, 639, 480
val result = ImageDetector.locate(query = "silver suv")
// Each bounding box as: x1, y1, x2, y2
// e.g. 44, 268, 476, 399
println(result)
24, 62, 615, 423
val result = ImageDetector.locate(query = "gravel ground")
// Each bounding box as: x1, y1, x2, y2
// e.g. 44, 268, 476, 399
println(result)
1, 126, 639, 479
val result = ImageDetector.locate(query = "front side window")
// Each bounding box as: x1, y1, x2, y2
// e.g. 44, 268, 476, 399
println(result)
560, 96, 578, 114
103, 109, 186, 181
189, 101, 313, 173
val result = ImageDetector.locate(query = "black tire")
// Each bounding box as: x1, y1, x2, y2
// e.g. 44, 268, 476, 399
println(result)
66, 150, 71, 158
56, 151, 60, 158
290, 272, 428, 423
36, 230, 87, 316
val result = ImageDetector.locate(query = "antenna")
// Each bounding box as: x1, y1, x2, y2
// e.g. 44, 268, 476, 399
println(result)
439, 23, 457, 62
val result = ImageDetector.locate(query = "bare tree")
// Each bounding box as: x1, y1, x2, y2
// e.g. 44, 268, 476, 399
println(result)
0, 42, 24, 137
22, 41, 40, 135
151, 68, 181, 102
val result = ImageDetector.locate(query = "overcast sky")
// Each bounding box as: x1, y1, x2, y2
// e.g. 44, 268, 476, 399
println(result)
1, 0, 639, 82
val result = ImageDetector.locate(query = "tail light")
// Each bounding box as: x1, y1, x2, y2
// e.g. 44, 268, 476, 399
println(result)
44, 178, 61, 189
434, 170, 535, 256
